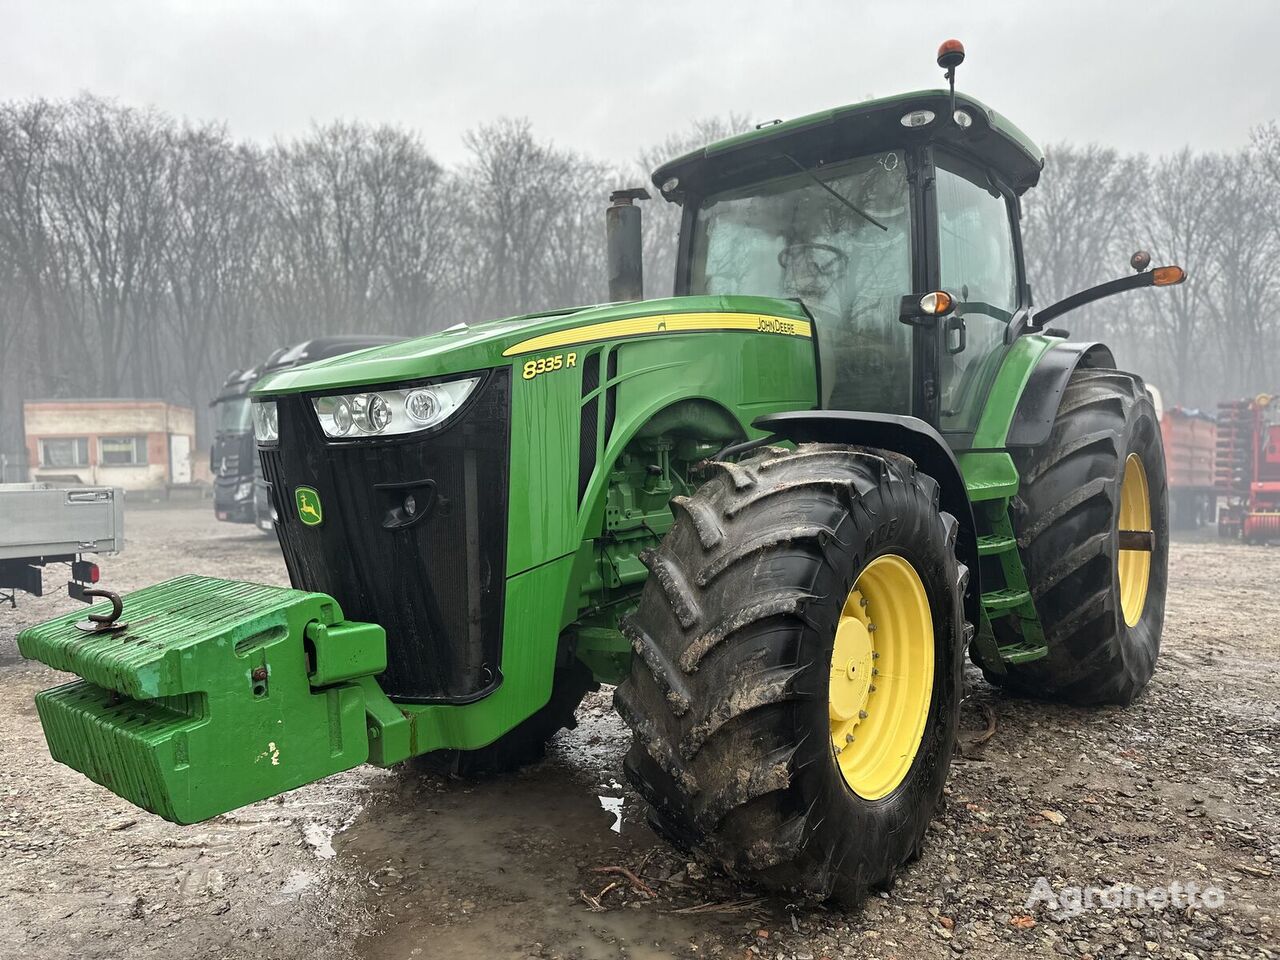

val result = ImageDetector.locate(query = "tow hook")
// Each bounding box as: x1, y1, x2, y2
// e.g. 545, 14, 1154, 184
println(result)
74, 587, 128, 634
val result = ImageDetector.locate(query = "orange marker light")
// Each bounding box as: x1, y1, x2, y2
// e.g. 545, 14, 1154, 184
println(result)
1152, 266, 1186, 286
937, 39, 966, 69
920, 291, 953, 315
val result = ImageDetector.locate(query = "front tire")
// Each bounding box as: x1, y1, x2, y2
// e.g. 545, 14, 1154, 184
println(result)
988, 367, 1168, 705
615, 444, 967, 905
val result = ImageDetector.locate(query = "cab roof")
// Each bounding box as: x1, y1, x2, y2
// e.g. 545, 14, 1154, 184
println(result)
652, 89, 1044, 199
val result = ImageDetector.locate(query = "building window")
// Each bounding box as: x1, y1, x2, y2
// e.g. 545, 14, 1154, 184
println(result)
99, 436, 148, 466
40, 437, 89, 468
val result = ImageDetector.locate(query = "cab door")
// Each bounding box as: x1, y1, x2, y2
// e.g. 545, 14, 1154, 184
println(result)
928, 151, 1025, 443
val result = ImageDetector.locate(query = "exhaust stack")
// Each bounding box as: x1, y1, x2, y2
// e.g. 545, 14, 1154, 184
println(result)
606, 187, 650, 302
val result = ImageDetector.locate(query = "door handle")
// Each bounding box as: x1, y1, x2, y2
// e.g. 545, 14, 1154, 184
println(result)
945, 315, 967, 354
67, 490, 112, 503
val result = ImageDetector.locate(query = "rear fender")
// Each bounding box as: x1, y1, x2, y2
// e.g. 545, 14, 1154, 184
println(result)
1007, 342, 1116, 447
751, 410, 981, 630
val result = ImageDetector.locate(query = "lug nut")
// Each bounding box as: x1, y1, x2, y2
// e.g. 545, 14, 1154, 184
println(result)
845, 733, 855, 743
859, 709, 868, 719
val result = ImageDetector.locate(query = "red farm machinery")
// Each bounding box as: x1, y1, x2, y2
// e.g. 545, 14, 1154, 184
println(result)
1149, 386, 1218, 530
1216, 393, 1280, 542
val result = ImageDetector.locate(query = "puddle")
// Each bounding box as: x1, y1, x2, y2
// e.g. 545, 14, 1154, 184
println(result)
279, 868, 318, 897
303, 821, 337, 859
597, 794, 624, 833
597, 778, 625, 833
336, 691, 744, 959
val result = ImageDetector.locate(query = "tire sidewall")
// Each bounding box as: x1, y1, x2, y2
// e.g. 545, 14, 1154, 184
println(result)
790, 476, 964, 895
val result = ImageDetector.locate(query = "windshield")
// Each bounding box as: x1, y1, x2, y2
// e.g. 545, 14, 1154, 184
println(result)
215, 397, 252, 433
688, 151, 913, 414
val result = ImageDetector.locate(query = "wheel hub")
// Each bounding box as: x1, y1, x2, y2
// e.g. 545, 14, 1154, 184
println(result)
829, 554, 934, 801
828, 598, 874, 724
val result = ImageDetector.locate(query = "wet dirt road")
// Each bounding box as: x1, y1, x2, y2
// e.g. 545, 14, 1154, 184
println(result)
0, 503, 1276, 959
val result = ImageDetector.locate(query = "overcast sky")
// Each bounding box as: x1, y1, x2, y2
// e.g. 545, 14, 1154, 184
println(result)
1, 0, 1276, 167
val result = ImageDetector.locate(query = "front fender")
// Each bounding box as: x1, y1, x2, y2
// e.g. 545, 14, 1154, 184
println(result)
751, 410, 981, 631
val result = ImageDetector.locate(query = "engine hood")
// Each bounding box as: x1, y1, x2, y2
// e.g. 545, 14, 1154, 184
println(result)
252, 295, 812, 396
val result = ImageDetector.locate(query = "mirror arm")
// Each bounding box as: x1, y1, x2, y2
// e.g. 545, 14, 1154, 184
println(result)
1033, 267, 1184, 328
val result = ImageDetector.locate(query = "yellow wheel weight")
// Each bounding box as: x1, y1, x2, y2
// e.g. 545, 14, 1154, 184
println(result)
829, 554, 934, 800
1118, 453, 1152, 627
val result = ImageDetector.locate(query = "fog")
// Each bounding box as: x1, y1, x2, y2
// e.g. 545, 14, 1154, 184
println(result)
0, 2, 1277, 463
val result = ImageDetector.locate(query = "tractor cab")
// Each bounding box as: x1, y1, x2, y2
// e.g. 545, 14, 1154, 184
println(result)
653, 69, 1043, 446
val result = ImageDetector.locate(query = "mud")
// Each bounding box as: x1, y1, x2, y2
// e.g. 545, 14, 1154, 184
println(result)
1, 502, 1276, 959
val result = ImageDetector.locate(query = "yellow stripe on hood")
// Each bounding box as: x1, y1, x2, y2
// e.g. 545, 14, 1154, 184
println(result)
502, 312, 812, 356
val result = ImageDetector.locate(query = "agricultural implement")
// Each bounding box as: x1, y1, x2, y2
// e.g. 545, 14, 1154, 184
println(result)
19, 42, 1185, 904
1216, 393, 1280, 541
1149, 386, 1218, 530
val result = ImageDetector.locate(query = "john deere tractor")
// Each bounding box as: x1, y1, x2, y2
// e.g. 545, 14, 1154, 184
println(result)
18, 42, 1182, 904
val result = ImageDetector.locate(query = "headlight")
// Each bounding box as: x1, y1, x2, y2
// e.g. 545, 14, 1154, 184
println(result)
235, 481, 254, 500
252, 401, 278, 443
311, 377, 480, 439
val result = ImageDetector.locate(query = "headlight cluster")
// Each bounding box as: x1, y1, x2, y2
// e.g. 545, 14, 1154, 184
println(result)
311, 377, 480, 439
251, 401, 278, 443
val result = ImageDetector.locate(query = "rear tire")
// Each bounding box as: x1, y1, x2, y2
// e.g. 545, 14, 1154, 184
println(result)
986, 367, 1167, 705
615, 444, 967, 905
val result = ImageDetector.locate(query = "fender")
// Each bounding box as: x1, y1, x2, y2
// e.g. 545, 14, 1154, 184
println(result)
1006, 341, 1115, 447
752, 410, 981, 632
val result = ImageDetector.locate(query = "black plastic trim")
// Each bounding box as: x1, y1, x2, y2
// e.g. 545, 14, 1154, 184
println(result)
1006, 341, 1116, 447
752, 410, 980, 631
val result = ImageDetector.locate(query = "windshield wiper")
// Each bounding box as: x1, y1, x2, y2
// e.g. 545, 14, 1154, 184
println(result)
780, 154, 888, 232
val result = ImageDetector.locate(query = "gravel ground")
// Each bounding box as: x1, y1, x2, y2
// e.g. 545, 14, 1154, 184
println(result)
0, 502, 1276, 959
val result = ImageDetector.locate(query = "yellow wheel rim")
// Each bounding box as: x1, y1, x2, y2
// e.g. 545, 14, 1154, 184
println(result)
1118, 453, 1152, 626
829, 554, 934, 800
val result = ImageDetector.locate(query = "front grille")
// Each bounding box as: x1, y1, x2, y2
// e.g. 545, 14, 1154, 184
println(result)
259, 370, 511, 702
213, 433, 250, 479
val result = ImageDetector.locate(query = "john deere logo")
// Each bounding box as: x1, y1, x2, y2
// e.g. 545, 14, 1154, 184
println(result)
295, 487, 323, 526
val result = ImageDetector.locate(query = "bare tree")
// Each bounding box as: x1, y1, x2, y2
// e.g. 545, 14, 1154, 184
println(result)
636, 114, 753, 297
459, 118, 582, 317
1200, 148, 1280, 398
43, 96, 173, 396
161, 123, 268, 413
0, 92, 1276, 459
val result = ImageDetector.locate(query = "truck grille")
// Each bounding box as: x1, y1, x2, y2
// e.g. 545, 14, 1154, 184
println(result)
258, 370, 511, 702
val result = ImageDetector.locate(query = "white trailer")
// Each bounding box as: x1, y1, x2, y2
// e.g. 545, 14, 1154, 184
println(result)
0, 483, 124, 606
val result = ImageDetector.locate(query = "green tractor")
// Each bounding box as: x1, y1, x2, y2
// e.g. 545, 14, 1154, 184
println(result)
19, 42, 1182, 904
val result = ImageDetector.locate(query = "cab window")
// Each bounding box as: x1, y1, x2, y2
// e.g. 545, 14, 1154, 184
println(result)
688, 151, 914, 414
